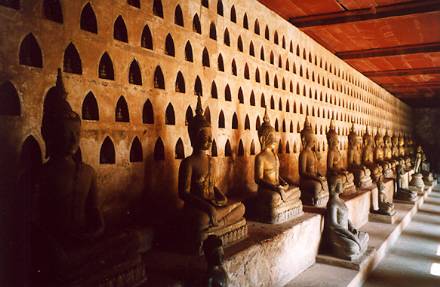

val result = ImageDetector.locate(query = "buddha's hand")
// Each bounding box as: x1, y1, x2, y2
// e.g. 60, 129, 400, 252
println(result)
277, 185, 286, 201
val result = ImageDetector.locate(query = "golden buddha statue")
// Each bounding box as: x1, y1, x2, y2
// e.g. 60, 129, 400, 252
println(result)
403, 135, 412, 169
347, 123, 373, 189
299, 117, 329, 207
362, 127, 383, 182
32, 70, 149, 286
321, 178, 369, 261
253, 109, 303, 223
398, 134, 405, 159
374, 131, 393, 179
383, 131, 397, 172
178, 96, 247, 252
326, 119, 356, 195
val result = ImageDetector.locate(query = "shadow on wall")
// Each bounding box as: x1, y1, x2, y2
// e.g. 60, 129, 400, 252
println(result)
414, 108, 440, 172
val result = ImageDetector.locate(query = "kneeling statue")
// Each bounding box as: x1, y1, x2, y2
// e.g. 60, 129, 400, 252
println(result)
254, 109, 303, 223
322, 178, 369, 261
178, 96, 247, 252
395, 164, 418, 202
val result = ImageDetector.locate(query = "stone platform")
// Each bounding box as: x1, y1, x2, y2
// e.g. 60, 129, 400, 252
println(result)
145, 213, 322, 287
368, 212, 398, 224
316, 247, 376, 271
286, 194, 423, 287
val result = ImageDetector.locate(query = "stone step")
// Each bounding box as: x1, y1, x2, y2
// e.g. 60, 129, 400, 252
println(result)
285, 196, 423, 287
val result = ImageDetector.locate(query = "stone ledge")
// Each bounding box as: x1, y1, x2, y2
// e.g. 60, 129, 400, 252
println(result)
316, 247, 376, 271
369, 212, 398, 224
145, 213, 322, 287
285, 195, 422, 287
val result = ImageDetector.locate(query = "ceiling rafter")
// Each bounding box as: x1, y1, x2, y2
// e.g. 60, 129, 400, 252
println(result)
289, 0, 440, 28
336, 42, 440, 59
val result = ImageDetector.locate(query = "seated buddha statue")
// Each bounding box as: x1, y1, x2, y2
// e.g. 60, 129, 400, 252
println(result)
409, 145, 425, 190
398, 134, 405, 160
326, 119, 356, 195
178, 96, 247, 252
362, 127, 383, 183
391, 133, 401, 166
396, 164, 418, 202
321, 178, 369, 261
373, 180, 396, 216
383, 131, 397, 172
254, 109, 302, 223
32, 70, 149, 286
374, 131, 393, 179
347, 123, 373, 189
299, 117, 329, 207
405, 137, 414, 169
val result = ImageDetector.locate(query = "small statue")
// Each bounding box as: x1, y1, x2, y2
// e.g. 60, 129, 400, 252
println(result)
398, 134, 405, 159
254, 109, 302, 223
414, 145, 423, 174
32, 70, 147, 285
322, 178, 369, 261
362, 127, 383, 183
373, 180, 396, 216
391, 133, 400, 160
396, 164, 418, 201
178, 96, 246, 251
299, 117, 329, 207
326, 119, 356, 195
202, 235, 228, 287
347, 123, 373, 189
374, 131, 393, 178
383, 131, 397, 171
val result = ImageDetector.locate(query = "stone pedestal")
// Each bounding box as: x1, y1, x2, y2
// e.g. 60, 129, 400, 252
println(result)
369, 212, 398, 224
316, 247, 376, 271
145, 213, 322, 287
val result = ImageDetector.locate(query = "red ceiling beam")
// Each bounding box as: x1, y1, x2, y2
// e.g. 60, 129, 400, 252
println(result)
288, 0, 440, 28
363, 67, 440, 77
336, 42, 440, 59
382, 81, 440, 89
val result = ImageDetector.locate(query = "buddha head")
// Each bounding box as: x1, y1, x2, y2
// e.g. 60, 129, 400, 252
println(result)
258, 108, 277, 150
363, 126, 373, 148
375, 131, 384, 148
348, 122, 358, 149
399, 133, 404, 147
329, 176, 344, 196
326, 119, 338, 149
300, 116, 316, 149
188, 96, 212, 151
391, 132, 399, 148
41, 69, 81, 159
383, 131, 391, 148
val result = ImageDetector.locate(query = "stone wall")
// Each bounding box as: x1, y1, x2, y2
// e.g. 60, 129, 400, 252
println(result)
413, 108, 440, 173
0, 0, 413, 225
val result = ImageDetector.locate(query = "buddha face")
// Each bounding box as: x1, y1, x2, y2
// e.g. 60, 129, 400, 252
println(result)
196, 127, 212, 151
328, 135, 338, 149
260, 131, 277, 150
303, 133, 316, 149
49, 119, 81, 157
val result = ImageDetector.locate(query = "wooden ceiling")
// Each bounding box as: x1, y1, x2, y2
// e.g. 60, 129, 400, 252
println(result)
259, 0, 440, 107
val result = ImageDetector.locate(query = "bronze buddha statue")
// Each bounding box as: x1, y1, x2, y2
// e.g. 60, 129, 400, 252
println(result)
32, 70, 149, 286
383, 131, 397, 172
253, 109, 303, 223
326, 119, 356, 195
178, 96, 247, 252
374, 131, 393, 179
299, 117, 329, 207
347, 123, 373, 189
321, 178, 369, 261
362, 127, 383, 183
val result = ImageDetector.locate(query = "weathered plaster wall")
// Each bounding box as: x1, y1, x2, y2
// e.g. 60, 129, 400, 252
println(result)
0, 0, 413, 225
